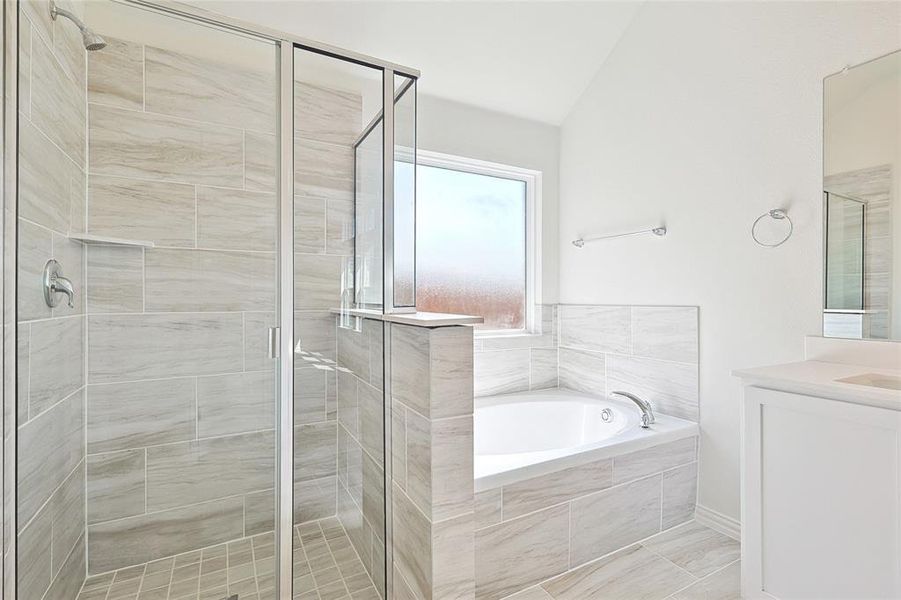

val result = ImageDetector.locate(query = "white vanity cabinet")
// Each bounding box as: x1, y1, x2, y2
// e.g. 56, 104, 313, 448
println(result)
740, 383, 901, 599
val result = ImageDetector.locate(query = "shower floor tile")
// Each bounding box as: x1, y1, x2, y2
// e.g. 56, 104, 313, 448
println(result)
77, 518, 380, 600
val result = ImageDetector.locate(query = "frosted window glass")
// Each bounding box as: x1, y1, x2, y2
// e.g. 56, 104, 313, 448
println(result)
416, 165, 526, 329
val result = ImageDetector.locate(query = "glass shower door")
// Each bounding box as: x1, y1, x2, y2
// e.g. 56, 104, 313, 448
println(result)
15, 2, 280, 598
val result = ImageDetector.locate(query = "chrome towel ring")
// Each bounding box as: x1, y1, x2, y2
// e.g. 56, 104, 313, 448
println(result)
751, 208, 793, 247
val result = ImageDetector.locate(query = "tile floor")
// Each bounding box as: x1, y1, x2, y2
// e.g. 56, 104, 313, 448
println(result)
75, 517, 380, 600
507, 521, 741, 600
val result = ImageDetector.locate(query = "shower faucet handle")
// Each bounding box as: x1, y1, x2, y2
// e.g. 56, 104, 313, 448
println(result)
43, 259, 76, 309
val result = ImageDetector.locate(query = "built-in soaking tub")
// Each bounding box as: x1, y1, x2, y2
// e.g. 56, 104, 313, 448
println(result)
473, 388, 701, 598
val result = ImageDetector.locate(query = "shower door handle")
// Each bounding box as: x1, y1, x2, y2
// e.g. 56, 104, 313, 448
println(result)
268, 327, 280, 359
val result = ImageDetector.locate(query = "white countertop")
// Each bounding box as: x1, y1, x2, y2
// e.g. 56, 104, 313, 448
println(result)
734, 360, 901, 411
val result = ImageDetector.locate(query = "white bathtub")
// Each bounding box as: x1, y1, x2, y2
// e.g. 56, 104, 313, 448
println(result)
474, 389, 699, 491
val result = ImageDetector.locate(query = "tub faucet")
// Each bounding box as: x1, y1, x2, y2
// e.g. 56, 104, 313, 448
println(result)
611, 391, 656, 428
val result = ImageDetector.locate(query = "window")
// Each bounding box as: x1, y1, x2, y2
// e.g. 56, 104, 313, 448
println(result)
416, 151, 541, 334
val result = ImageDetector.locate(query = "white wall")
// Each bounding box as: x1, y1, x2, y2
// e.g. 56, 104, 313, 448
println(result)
558, 1, 900, 522
417, 94, 560, 303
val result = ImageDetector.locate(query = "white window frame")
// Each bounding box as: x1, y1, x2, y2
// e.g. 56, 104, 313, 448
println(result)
416, 149, 542, 337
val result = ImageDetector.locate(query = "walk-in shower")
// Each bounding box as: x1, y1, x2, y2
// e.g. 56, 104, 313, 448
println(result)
0, 1, 418, 598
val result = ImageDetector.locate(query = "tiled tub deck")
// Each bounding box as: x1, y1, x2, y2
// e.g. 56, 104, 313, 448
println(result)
75, 518, 380, 600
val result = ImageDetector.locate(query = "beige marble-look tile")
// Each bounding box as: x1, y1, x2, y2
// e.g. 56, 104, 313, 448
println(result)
88, 175, 196, 247
431, 416, 474, 521
146, 430, 275, 511
557, 347, 606, 396
145, 248, 276, 312
362, 452, 385, 536
631, 306, 699, 364
88, 35, 143, 109
28, 315, 83, 415
19, 18, 31, 118
294, 310, 336, 361
31, 32, 85, 165
294, 137, 353, 201
530, 347, 558, 390
542, 544, 695, 600
473, 349, 530, 398
87, 449, 145, 524
475, 488, 502, 530
294, 422, 337, 482
18, 502, 52, 600
662, 463, 698, 530
294, 196, 327, 254
197, 371, 275, 438
295, 476, 337, 524
669, 560, 741, 600
45, 533, 86, 600
559, 305, 631, 353
391, 400, 407, 490
50, 233, 84, 317
244, 489, 274, 537
19, 116, 77, 235
613, 436, 697, 485
89, 103, 244, 187
86, 245, 143, 313
429, 325, 473, 418
642, 521, 740, 579
50, 460, 85, 576
87, 377, 195, 453
88, 313, 244, 383
503, 457, 613, 521
337, 321, 370, 384
358, 379, 383, 466
475, 504, 570, 600
18, 388, 84, 528
326, 198, 354, 256
294, 80, 362, 146
570, 474, 662, 567
88, 497, 245, 574
245, 130, 277, 193
607, 354, 699, 422
505, 586, 554, 600
17, 218, 53, 321
392, 485, 431, 600
434, 511, 475, 600
17, 323, 31, 423
197, 186, 277, 251
294, 254, 342, 310
294, 367, 328, 426
51, 0, 86, 86
243, 311, 276, 372
390, 324, 430, 415
145, 45, 276, 133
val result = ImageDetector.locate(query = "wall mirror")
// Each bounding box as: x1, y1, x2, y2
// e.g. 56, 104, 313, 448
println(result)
823, 49, 900, 340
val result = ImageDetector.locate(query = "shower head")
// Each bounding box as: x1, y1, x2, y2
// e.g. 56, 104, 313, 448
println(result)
49, 0, 107, 51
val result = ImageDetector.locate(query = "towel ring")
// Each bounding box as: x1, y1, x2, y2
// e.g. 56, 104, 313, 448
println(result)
751, 209, 793, 248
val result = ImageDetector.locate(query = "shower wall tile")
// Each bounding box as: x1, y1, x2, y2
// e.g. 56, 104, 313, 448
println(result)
85, 244, 143, 313
51, 232, 84, 315
294, 476, 337, 524
31, 33, 86, 165
89, 104, 244, 187
28, 315, 84, 416
434, 512, 476, 600
295, 367, 328, 425
569, 475, 662, 566
88, 175, 195, 247
326, 199, 354, 256
44, 534, 85, 600
86, 449, 145, 524
294, 137, 354, 201
294, 81, 362, 146
144, 248, 276, 312
19, 117, 78, 235
244, 131, 277, 193
17, 505, 52, 600
244, 489, 275, 537
21, 0, 53, 47
145, 46, 276, 134
17, 325, 30, 424
631, 307, 699, 363
87, 35, 143, 110
613, 436, 697, 485
50, 460, 85, 576
244, 311, 276, 372
88, 313, 244, 382
557, 347, 606, 396
358, 380, 384, 465
294, 254, 342, 310
294, 311, 337, 361
17, 388, 84, 528
197, 371, 275, 438
86, 378, 195, 453
607, 354, 699, 421
474, 504, 570, 600
51, 0, 87, 86
88, 496, 245, 574
19, 14, 32, 118
294, 196, 327, 254
17, 218, 53, 321
294, 422, 337, 482
559, 305, 631, 354
392, 484, 432, 600
145, 430, 275, 511
362, 452, 385, 535
197, 187, 276, 251
662, 462, 698, 529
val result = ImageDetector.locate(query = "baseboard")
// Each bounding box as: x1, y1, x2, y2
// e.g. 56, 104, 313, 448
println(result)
695, 503, 741, 541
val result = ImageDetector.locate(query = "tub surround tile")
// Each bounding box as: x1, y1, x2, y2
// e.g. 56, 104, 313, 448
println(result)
475, 489, 503, 530
559, 305, 631, 353
501, 458, 613, 521
641, 521, 740, 579
530, 347, 559, 390
542, 544, 695, 600
631, 306, 699, 364
613, 437, 697, 485
607, 354, 699, 422
662, 463, 698, 530
474, 349, 531, 397
558, 347, 606, 396
475, 504, 570, 600
569, 475, 663, 566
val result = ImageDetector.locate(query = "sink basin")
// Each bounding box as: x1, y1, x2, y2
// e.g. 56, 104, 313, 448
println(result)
836, 373, 901, 391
